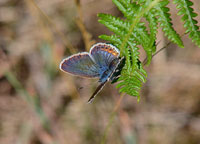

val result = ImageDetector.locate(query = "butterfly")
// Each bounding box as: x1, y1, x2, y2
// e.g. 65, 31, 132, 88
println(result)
60, 43, 124, 103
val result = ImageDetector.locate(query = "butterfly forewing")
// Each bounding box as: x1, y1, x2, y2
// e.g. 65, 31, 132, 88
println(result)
60, 52, 100, 78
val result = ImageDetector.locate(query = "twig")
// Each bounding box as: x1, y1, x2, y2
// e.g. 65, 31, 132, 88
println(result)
100, 93, 125, 144
142, 33, 186, 66
28, 0, 76, 54
74, 0, 95, 51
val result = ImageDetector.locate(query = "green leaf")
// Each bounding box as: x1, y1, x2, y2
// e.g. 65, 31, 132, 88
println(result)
155, 0, 184, 48
173, 0, 200, 47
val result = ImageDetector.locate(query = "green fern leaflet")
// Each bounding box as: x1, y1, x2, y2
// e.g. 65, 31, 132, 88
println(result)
173, 0, 200, 47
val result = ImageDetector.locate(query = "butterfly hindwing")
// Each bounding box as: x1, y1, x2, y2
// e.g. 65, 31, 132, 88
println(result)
90, 43, 120, 69
89, 43, 120, 83
60, 52, 100, 78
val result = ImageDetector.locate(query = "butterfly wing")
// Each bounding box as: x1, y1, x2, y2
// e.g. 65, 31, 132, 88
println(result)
87, 80, 108, 103
111, 57, 126, 83
90, 43, 120, 82
90, 43, 120, 68
87, 44, 121, 103
60, 52, 100, 78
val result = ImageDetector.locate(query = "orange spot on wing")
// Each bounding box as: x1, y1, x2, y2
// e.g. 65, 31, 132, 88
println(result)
95, 44, 119, 57
103, 47, 118, 56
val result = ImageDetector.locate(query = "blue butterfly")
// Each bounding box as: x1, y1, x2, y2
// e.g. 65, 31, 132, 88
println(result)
60, 43, 122, 103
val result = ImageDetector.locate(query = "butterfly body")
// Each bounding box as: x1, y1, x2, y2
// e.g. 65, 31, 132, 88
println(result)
60, 43, 121, 103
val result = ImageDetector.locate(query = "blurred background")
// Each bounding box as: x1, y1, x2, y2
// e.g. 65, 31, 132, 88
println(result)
0, 0, 200, 144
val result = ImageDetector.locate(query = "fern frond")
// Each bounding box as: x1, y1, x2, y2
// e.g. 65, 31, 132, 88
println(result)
98, 0, 199, 99
98, 14, 150, 54
99, 35, 122, 47
98, 0, 160, 64
155, 0, 184, 48
112, 0, 139, 20
98, 14, 130, 41
145, 8, 158, 53
173, 0, 200, 47
116, 61, 147, 100
98, 0, 160, 98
